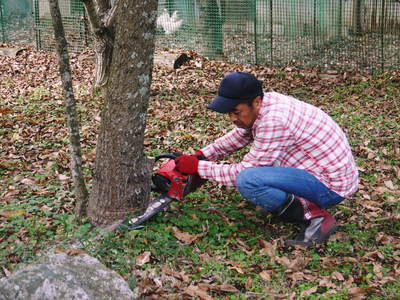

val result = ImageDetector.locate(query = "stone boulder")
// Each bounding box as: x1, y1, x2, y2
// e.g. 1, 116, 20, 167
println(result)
0, 252, 136, 300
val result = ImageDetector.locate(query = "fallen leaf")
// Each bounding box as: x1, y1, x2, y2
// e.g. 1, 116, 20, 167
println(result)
226, 260, 245, 274
0, 108, 12, 114
378, 276, 396, 285
11, 132, 21, 142
54, 247, 85, 256
373, 262, 383, 278
259, 270, 271, 281
172, 226, 204, 244
275, 255, 290, 266
319, 73, 338, 80
287, 271, 307, 285
376, 232, 393, 244
0, 209, 25, 218
236, 238, 253, 254
184, 285, 212, 300
384, 180, 395, 190
160, 265, 190, 282
318, 276, 337, 289
287, 256, 309, 272
259, 240, 276, 256
20, 178, 36, 185
136, 251, 151, 266
58, 174, 69, 181
217, 283, 239, 293
331, 271, 345, 281
245, 277, 253, 290
66, 248, 86, 256
300, 286, 317, 297
348, 287, 368, 300
2, 267, 11, 277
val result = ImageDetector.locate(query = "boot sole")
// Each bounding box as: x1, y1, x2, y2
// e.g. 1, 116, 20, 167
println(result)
285, 224, 337, 247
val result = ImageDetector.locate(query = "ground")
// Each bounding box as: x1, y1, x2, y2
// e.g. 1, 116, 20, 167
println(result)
0, 45, 399, 299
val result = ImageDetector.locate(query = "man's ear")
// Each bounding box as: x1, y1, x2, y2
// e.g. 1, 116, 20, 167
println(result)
253, 96, 262, 110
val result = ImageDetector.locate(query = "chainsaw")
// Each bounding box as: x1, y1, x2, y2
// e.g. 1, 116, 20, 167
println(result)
118, 153, 204, 232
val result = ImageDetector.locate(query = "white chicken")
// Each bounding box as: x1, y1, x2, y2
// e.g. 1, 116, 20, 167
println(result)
156, 9, 183, 35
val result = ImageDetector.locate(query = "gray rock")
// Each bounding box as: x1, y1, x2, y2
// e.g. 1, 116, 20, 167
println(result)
0, 252, 136, 300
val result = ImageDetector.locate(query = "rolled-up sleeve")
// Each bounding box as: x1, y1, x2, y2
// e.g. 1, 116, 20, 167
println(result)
201, 128, 252, 161
198, 117, 293, 186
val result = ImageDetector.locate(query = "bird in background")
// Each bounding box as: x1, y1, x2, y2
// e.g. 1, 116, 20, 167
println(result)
156, 8, 183, 35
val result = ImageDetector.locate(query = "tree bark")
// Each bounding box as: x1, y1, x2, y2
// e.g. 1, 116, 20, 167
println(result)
87, 0, 157, 226
48, 0, 89, 218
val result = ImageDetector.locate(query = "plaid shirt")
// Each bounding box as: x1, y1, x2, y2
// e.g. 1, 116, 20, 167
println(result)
198, 92, 359, 197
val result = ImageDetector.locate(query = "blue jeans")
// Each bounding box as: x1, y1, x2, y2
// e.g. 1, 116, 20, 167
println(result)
236, 167, 343, 212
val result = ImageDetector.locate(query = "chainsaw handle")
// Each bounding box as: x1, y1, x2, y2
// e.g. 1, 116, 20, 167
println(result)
154, 153, 182, 161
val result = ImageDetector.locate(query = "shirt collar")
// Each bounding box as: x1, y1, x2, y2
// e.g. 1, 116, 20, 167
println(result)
251, 94, 266, 130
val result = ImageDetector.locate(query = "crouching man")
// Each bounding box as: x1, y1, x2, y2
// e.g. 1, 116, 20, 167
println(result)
175, 72, 358, 247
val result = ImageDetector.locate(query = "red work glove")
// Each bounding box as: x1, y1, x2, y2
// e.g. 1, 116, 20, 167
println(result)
175, 155, 199, 174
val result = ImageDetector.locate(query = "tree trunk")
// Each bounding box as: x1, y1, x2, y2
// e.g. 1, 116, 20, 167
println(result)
48, 0, 89, 218
87, 0, 157, 226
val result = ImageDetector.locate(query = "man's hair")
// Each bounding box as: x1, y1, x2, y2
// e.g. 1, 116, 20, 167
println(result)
242, 93, 264, 107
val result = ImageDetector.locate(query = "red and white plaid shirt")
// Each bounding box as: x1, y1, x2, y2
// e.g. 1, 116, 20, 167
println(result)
198, 92, 359, 197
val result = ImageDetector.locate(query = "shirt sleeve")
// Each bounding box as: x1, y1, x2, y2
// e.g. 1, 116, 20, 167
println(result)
198, 117, 294, 186
200, 127, 252, 161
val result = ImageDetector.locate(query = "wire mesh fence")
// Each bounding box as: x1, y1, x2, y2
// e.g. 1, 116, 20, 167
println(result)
1, 0, 399, 71
32, 0, 90, 51
0, 0, 89, 51
155, 0, 400, 71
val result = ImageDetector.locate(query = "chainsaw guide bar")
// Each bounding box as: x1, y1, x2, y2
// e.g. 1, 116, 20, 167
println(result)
118, 153, 203, 232
118, 195, 175, 232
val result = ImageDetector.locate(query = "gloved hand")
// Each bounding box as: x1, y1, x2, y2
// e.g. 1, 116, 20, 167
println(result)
175, 155, 200, 174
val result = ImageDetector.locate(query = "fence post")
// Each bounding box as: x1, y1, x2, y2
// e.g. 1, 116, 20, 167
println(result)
352, 0, 363, 35
338, 0, 342, 38
34, 0, 41, 50
253, 0, 258, 64
269, 0, 273, 64
380, 0, 386, 72
313, 0, 317, 49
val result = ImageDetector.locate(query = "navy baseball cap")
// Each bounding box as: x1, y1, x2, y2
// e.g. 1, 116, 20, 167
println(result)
208, 72, 263, 113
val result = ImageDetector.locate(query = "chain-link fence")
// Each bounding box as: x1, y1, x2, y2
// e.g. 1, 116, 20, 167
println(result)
0, 0, 89, 51
1, 0, 399, 71
156, 0, 400, 71
32, 0, 90, 51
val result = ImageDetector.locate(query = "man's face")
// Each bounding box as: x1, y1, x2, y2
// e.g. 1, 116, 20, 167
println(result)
228, 96, 262, 129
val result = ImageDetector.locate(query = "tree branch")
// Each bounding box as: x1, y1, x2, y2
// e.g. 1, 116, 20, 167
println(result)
82, 0, 103, 35
83, 0, 117, 36
104, 0, 121, 28
83, 0, 116, 91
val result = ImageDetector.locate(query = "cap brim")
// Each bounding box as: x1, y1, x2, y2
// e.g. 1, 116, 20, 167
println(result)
207, 95, 243, 113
